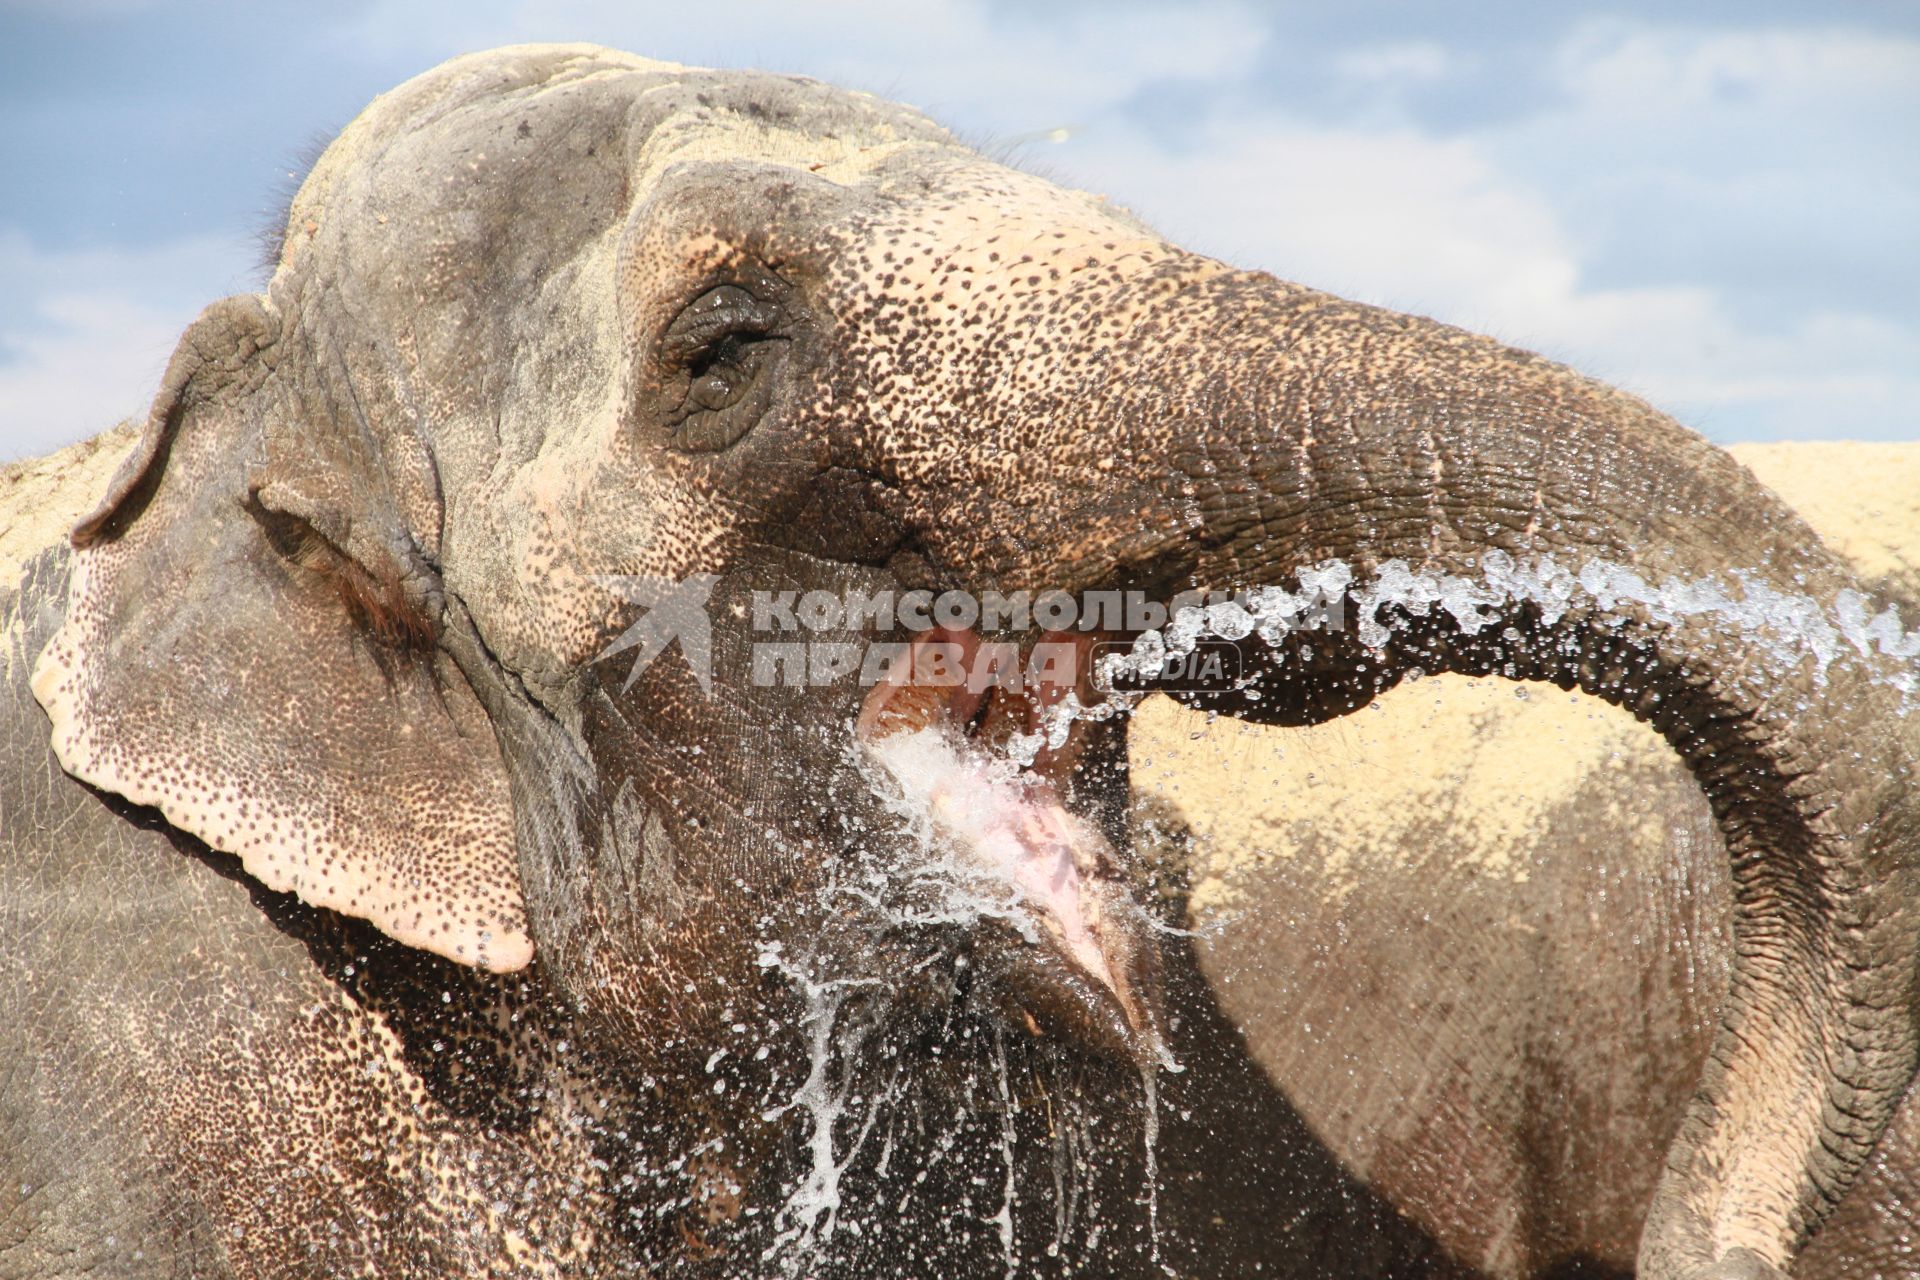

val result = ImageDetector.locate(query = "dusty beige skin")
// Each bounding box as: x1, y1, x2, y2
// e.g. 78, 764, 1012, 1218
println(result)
0, 423, 137, 588
1131, 441, 1920, 1277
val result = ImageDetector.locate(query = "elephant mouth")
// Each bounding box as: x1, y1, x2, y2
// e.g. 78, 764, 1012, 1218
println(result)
855, 628, 1167, 1067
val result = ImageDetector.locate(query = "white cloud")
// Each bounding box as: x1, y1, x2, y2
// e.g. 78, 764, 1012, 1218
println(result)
1043, 20, 1920, 441
1069, 125, 1570, 320
0, 231, 253, 462
1554, 20, 1919, 115
1332, 41, 1456, 86
335, 0, 1262, 137
1498, 22, 1920, 239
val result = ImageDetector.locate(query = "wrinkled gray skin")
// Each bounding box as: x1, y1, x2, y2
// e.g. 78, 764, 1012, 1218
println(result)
4, 45, 1918, 1279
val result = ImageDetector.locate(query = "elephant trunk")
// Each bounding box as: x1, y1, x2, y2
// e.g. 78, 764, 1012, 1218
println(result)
965, 264, 1920, 1277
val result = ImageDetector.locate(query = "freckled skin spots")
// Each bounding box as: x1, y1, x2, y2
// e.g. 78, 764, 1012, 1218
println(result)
5, 41, 1919, 1280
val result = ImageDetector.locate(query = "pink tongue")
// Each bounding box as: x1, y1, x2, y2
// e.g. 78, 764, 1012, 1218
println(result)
854, 625, 1112, 778
947, 749, 1113, 989
865, 721, 1122, 1002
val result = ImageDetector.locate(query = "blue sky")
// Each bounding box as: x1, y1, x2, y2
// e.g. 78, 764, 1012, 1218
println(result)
2, 1, 1916, 460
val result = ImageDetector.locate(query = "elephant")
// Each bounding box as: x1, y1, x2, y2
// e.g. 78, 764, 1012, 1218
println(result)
1129, 442, 1920, 1279
4, 43, 1918, 1279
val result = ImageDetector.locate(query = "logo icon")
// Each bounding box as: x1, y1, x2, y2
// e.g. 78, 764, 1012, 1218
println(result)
594, 574, 720, 696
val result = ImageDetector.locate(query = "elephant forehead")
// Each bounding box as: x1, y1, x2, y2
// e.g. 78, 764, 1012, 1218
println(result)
814, 169, 1233, 483
280, 44, 675, 271
282, 43, 959, 267
624, 81, 951, 196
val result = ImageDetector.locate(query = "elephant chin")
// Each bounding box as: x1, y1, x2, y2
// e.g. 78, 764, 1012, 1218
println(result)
855, 628, 1167, 1068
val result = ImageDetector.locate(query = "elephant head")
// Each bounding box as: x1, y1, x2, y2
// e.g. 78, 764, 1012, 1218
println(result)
30, 45, 1919, 1278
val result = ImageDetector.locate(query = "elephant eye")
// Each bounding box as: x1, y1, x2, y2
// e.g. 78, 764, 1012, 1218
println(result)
662, 284, 790, 452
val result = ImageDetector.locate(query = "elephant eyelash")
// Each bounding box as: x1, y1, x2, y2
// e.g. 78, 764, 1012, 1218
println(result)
330, 560, 438, 653
684, 328, 772, 380
253, 503, 438, 653
677, 331, 783, 413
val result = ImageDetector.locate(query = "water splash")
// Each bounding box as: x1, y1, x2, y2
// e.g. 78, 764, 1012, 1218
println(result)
848, 729, 1086, 954
990, 1027, 1018, 1277
715, 551, 1917, 1273
1084, 552, 1920, 718
1139, 1059, 1171, 1278
756, 942, 892, 1271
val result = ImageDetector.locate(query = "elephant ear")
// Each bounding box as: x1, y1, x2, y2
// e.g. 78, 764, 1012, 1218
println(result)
31, 295, 531, 971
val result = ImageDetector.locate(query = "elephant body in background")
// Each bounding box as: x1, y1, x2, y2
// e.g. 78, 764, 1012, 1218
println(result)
5, 44, 1920, 1280
1132, 443, 1920, 1278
